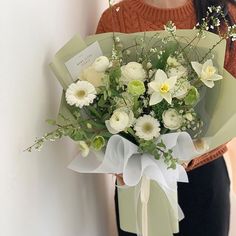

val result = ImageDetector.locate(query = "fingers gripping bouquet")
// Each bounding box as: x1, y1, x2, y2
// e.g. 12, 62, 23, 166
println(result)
26, 6, 236, 236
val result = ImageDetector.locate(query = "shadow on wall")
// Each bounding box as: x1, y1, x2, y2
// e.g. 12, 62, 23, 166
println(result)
67, 0, 109, 37
39, 1, 116, 236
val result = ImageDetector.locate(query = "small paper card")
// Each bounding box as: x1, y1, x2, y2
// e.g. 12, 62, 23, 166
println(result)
65, 41, 103, 80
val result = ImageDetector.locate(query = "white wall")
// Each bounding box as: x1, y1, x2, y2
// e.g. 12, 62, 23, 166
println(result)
0, 1, 117, 236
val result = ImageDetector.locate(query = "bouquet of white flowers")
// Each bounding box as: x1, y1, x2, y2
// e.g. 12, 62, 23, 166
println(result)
26, 6, 236, 236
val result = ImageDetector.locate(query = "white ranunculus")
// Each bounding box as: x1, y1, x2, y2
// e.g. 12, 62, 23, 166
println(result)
92, 56, 110, 72
121, 62, 146, 84
162, 109, 183, 130
77, 141, 90, 157
105, 108, 134, 134
166, 65, 188, 79
191, 59, 222, 88
65, 81, 97, 108
148, 69, 177, 105
79, 66, 105, 88
134, 115, 160, 140
173, 78, 191, 99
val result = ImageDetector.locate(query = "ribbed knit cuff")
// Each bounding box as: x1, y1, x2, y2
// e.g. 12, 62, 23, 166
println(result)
186, 144, 228, 172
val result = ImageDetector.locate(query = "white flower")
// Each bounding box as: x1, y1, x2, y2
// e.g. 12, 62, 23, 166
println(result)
162, 109, 183, 130
77, 141, 90, 157
167, 56, 181, 67
185, 113, 193, 121
166, 65, 188, 79
92, 56, 110, 72
134, 115, 160, 140
105, 108, 134, 134
121, 62, 146, 84
66, 81, 97, 108
79, 66, 105, 88
173, 78, 191, 99
191, 59, 223, 88
148, 69, 177, 105
146, 62, 152, 69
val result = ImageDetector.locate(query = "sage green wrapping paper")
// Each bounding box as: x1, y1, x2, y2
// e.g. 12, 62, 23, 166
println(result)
118, 181, 178, 235
50, 30, 236, 236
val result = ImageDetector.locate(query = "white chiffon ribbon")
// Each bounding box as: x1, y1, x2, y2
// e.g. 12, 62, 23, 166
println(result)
68, 132, 203, 235
140, 176, 150, 236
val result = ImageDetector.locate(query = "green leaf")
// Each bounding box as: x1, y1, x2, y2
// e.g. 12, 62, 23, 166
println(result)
88, 120, 106, 129
45, 119, 57, 126
151, 42, 178, 70
86, 106, 102, 119
70, 130, 84, 141
156, 140, 166, 148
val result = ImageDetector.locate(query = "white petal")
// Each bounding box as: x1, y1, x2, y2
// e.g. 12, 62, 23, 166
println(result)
201, 79, 214, 88
162, 92, 172, 104
191, 62, 202, 77
149, 92, 163, 105
203, 59, 213, 68
210, 74, 223, 81
148, 81, 160, 92
105, 120, 119, 134
167, 76, 177, 89
155, 69, 168, 82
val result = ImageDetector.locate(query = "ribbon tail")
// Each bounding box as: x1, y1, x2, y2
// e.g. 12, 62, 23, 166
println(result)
140, 176, 150, 236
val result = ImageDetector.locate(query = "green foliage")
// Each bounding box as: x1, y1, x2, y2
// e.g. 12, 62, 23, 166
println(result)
45, 119, 57, 126
152, 100, 170, 121
109, 67, 121, 86
138, 139, 178, 169
184, 87, 200, 106
151, 43, 178, 70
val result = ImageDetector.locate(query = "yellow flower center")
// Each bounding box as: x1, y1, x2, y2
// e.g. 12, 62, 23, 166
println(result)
142, 123, 153, 133
76, 90, 86, 99
160, 83, 170, 93
204, 66, 216, 77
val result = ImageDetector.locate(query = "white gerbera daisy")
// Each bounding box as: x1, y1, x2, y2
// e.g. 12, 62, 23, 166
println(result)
65, 81, 97, 108
134, 115, 160, 140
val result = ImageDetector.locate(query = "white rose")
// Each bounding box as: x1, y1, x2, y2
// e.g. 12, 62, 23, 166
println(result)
166, 65, 188, 79
105, 108, 134, 134
121, 62, 146, 84
173, 78, 191, 99
162, 109, 183, 130
79, 66, 104, 88
92, 56, 110, 72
